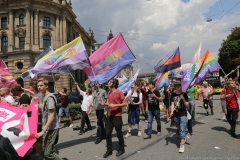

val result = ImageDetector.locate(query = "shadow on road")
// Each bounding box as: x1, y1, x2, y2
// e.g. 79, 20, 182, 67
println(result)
196, 112, 208, 116
211, 126, 229, 135
55, 132, 127, 151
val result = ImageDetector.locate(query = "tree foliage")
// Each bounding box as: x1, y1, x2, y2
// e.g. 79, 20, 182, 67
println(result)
218, 27, 240, 77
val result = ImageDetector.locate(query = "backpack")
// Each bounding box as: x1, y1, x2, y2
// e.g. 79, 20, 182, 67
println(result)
42, 95, 59, 145
0, 135, 20, 160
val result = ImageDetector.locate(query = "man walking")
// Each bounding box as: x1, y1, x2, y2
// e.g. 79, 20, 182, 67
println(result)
35, 78, 61, 160
186, 85, 196, 135
170, 80, 189, 153
102, 78, 127, 158
200, 81, 214, 115
220, 80, 240, 137
75, 83, 93, 135
55, 87, 74, 128
144, 81, 162, 139
88, 83, 107, 144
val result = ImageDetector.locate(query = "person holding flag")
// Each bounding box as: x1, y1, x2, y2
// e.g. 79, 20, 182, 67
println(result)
75, 82, 93, 135
143, 81, 162, 139
170, 80, 189, 153
88, 83, 107, 144
102, 78, 127, 158
220, 80, 240, 137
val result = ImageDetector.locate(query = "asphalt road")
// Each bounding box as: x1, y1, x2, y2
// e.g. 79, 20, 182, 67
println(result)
33, 95, 240, 160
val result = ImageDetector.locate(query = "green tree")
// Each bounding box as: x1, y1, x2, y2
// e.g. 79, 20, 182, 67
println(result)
148, 77, 155, 83
136, 78, 144, 82
218, 27, 240, 77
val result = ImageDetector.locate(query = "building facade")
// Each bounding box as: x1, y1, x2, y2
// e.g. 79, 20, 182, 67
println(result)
0, 0, 96, 92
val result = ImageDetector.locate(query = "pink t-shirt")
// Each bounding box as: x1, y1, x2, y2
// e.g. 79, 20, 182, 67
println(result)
201, 87, 213, 100
107, 90, 125, 116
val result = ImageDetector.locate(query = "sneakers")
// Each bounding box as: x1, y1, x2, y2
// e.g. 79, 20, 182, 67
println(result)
206, 112, 209, 116
138, 131, 141, 137
143, 135, 151, 139
94, 138, 102, 144
179, 144, 185, 153
124, 132, 131, 139
211, 111, 214, 115
145, 120, 148, 123
78, 130, 84, 135
69, 124, 74, 128
157, 132, 161, 136
237, 120, 240, 125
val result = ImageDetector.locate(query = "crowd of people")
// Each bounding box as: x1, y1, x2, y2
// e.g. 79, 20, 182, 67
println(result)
0, 76, 239, 159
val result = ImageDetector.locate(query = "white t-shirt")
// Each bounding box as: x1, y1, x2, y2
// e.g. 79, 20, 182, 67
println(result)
4, 95, 15, 103
80, 90, 93, 111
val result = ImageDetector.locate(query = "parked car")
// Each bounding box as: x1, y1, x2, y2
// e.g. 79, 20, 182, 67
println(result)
213, 87, 224, 95
68, 92, 82, 104
53, 92, 83, 104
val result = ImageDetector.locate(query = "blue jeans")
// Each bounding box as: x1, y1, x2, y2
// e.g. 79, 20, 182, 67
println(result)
143, 101, 147, 120
174, 116, 187, 139
58, 107, 70, 117
147, 110, 161, 137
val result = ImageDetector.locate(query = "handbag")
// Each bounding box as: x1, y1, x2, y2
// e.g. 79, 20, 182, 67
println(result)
187, 110, 192, 120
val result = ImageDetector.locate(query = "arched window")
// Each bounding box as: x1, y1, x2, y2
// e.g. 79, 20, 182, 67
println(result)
43, 35, 51, 49
1, 36, 8, 51
17, 78, 24, 87
19, 14, 24, 25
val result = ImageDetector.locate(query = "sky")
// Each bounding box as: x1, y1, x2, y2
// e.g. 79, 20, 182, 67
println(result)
71, 0, 240, 74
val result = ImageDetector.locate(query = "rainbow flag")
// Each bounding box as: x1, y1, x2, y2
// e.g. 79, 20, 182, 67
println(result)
0, 59, 16, 86
194, 50, 220, 84
84, 33, 136, 84
155, 72, 169, 90
21, 70, 30, 80
84, 79, 90, 88
31, 37, 90, 74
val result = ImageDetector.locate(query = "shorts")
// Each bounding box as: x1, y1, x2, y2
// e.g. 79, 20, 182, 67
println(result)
59, 107, 70, 117
164, 104, 170, 110
34, 124, 42, 144
203, 99, 213, 109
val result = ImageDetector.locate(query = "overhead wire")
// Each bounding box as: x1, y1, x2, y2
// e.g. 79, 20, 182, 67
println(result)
181, 0, 240, 52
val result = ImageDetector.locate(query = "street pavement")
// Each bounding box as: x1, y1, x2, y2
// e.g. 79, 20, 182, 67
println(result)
34, 95, 240, 160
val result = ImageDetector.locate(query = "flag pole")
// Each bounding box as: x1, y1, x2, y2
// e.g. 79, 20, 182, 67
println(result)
51, 73, 56, 83
64, 66, 77, 82
91, 66, 98, 84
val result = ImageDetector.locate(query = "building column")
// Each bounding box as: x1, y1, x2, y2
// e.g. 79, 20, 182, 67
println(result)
69, 23, 73, 41
62, 15, 67, 45
25, 7, 31, 44
30, 10, 34, 45
8, 9, 13, 52
59, 17, 63, 46
55, 16, 60, 48
34, 10, 39, 45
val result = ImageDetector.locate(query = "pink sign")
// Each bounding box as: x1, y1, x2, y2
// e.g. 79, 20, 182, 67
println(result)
0, 99, 38, 157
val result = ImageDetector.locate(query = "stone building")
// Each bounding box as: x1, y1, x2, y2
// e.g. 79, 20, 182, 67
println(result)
0, 0, 96, 92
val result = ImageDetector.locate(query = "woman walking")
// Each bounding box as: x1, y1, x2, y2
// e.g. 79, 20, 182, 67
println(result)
124, 82, 142, 138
